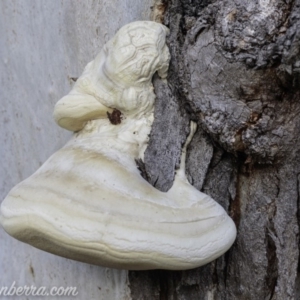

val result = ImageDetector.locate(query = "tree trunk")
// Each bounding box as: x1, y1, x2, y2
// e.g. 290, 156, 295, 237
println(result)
129, 0, 300, 299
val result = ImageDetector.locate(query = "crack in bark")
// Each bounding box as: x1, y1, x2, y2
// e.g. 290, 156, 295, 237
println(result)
266, 195, 279, 300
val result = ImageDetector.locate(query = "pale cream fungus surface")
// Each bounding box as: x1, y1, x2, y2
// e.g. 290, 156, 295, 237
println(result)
0, 21, 236, 270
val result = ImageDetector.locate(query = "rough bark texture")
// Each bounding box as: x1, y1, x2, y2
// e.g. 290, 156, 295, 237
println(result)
129, 0, 300, 299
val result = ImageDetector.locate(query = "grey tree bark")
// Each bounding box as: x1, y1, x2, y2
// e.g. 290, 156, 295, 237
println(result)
128, 0, 300, 299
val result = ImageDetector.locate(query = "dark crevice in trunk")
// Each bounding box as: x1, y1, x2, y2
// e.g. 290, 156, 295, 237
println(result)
228, 161, 242, 229
266, 211, 279, 300
157, 271, 169, 300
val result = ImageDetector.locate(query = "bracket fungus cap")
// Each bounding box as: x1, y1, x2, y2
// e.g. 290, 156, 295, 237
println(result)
0, 21, 236, 270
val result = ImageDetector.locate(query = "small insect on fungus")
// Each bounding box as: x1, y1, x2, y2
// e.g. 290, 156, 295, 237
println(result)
107, 108, 122, 125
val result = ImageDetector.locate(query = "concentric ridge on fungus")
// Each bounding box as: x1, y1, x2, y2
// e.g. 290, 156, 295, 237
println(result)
0, 21, 236, 270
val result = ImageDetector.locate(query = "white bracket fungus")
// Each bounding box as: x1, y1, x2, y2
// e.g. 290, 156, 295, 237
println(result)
0, 21, 236, 270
